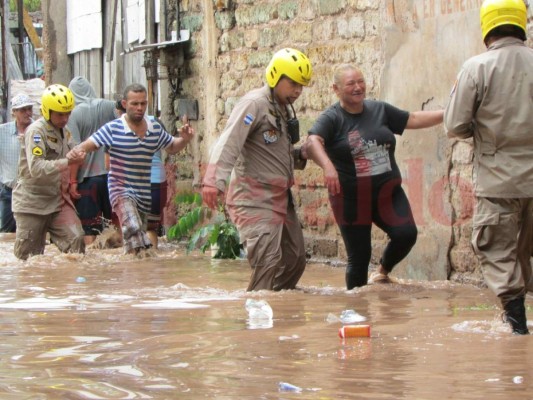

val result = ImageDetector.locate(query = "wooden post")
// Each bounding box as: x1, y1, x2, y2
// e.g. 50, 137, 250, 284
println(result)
105, 0, 118, 62
0, 0, 7, 119
22, 5, 42, 59
17, 0, 25, 71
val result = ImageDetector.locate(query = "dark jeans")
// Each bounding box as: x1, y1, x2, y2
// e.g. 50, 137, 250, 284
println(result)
0, 184, 15, 232
147, 181, 168, 235
333, 185, 418, 289
75, 175, 112, 236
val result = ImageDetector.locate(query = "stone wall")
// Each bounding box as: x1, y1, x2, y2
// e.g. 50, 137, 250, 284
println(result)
173, 0, 384, 265
167, 0, 532, 283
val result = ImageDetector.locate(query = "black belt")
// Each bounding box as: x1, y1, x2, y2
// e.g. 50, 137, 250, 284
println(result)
1, 183, 13, 190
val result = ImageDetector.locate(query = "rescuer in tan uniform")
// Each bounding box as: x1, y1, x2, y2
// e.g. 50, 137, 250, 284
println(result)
12, 84, 86, 260
444, 0, 533, 334
202, 48, 312, 291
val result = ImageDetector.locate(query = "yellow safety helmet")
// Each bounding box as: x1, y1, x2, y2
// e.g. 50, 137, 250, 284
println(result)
480, 0, 527, 42
40, 84, 75, 120
265, 48, 312, 88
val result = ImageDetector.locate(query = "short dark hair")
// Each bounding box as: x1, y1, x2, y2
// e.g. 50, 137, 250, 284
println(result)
485, 25, 526, 44
115, 98, 126, 112
122, 83, 147, 101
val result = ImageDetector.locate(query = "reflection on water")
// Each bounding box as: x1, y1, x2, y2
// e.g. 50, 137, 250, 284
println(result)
0, 233, 531, 399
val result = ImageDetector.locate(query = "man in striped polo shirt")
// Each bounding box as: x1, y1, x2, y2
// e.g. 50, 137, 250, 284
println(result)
67, 83, 194, 255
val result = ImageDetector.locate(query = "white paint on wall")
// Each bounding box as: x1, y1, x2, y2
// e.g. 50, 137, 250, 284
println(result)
127, 0, 146, 45
66, 0, 102, 54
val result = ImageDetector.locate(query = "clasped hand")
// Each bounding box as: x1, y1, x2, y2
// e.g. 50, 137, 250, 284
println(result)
66, 146, 86, 165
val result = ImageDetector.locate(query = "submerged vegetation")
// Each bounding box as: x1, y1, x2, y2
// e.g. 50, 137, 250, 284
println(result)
167, 191, 242, 259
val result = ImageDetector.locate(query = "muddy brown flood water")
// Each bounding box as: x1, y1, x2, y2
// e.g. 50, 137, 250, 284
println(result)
0, 233, 531, 399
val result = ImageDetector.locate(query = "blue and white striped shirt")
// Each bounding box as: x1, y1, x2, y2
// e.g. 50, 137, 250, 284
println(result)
90, 115, 173, 213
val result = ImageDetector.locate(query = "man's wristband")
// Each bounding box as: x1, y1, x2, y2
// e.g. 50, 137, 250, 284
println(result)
70, 180, 78, 185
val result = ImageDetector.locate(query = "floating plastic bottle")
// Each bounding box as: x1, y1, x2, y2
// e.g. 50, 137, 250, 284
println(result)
338, 324, 371, 338
245, 299, 273, 319
245, 299, 273, 329
340, 309, 367, 324
278, 381, 303, 392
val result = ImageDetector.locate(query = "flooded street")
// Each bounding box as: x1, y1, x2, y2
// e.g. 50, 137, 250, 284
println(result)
0, 234, 532, 399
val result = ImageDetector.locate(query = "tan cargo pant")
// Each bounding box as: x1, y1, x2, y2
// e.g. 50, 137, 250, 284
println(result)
471, 197, 533, 306
231, 203, 306, 291
14, 203, 85, 260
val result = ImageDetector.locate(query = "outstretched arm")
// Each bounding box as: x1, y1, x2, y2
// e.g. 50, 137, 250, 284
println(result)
406, 110, 444, 129
65, 138, 98, 165
166, 120, 195, 155
74, 138, 99, 153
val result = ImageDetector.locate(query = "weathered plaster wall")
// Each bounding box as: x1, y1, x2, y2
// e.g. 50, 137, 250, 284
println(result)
41, 0, 70, 86
379, 1, 486, 281
169, 0, 532, 284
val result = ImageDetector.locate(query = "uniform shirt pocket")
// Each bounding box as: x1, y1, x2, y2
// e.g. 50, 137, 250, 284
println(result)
479, 140, 496, 156
46, 140, 62, 158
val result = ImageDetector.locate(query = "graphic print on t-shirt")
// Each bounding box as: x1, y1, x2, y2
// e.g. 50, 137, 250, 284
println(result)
348, 129, 391, 177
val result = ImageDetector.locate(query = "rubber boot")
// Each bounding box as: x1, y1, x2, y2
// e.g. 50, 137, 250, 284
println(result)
503, 297, 529, 335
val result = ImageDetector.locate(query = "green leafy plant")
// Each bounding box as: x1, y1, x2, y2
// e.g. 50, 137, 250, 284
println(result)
167, 191, 242, 259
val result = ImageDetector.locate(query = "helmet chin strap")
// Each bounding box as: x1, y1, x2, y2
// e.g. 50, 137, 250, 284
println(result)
286, 98, 297, 119
269, 86, 283, 106
269, 91, 300, 144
